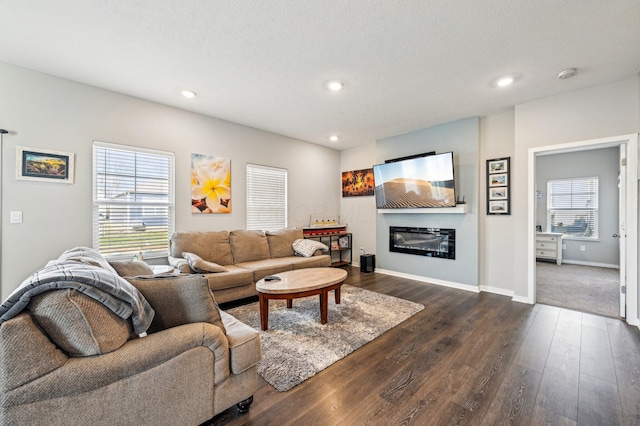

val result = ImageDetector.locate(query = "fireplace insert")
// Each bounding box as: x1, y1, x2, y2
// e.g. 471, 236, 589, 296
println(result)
389, 226, 455, 259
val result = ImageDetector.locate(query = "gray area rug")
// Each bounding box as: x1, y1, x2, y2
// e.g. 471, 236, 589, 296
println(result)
225, 284, 424, 392
536, 261, 619, 318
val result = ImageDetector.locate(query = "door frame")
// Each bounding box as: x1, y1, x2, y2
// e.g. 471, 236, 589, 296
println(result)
527, 134, 638, 325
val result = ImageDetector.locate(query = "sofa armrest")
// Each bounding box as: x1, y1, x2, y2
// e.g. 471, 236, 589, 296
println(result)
0, 313, 68, 393
168, 255, 192, 273
2, 322, 230, 407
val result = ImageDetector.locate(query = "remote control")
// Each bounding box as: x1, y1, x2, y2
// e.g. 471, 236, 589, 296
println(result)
264, 275, 281, 281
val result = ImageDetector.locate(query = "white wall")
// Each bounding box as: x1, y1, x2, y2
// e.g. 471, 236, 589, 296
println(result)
479, 111, 516, 294
0, 63, 340, 299
513, 78, 640, 299
339, 143, 377, 264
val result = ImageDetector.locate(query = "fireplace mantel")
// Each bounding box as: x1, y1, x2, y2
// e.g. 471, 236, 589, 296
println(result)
377, 204, 468, 214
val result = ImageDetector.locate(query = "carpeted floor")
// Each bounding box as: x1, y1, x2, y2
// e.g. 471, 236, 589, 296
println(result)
536, 261, 620, 318
224, 284, 424, 392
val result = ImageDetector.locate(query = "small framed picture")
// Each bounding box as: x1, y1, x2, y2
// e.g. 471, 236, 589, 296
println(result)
489, 173, 508, 187
489, 200, 509, 214
489, 187, 508, 200
488, 159, 508, 174
16, 146, 75, 184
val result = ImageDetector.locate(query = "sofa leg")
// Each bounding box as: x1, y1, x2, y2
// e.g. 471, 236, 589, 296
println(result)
236, 396, 254, 413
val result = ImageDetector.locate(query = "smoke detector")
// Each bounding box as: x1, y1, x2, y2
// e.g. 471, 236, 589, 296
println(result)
557, 68, 577, 80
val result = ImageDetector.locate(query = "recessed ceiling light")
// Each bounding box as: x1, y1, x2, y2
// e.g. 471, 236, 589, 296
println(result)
327, 81, 344, 92
329, 135, 339, 142
181, 89, 197, 98
496, 76, 514, 87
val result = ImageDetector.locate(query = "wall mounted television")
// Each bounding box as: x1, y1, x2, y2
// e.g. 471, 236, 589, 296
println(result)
372, 152, 456, 209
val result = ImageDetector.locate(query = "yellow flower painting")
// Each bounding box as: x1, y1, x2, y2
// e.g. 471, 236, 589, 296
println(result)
191, 153, 231, 213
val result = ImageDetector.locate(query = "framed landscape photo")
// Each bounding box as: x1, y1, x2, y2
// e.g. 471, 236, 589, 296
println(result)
486, 157, 510, 215
16, 146, 75, 183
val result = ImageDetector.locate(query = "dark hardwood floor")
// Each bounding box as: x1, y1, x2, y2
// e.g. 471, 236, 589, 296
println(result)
207, 267, 640, 425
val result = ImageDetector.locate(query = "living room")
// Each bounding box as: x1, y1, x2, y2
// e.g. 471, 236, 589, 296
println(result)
1, 2, 640, 424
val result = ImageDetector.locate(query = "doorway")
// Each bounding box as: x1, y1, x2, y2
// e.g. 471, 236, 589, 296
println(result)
534, 147, 620, 317
527, 134, 638, 326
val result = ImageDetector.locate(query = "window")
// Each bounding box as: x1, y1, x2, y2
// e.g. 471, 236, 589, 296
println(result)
547, 177, 598, 239
246, 163, 287, 231
93, 142, 174, 259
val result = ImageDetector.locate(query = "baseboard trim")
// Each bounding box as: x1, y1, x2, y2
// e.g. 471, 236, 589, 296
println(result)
561, 260, 619, 269
374, 268, 479, 293
480, 285, 514, 297
511, 295, 533, 304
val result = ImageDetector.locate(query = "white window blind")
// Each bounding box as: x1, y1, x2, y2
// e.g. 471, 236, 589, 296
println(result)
246, 163, 287, 231
547, 177, 598, 239
93, 142, 175, 259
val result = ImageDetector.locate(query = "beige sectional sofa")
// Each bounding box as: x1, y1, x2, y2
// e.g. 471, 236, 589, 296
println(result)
0, 249, 261, 425
168, 228, 331, 304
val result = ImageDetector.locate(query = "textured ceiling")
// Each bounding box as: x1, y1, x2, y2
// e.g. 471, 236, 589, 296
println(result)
1, 0, 639, 150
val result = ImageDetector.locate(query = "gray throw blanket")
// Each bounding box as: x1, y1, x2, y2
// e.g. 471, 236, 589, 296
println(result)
0, 260, 155, 334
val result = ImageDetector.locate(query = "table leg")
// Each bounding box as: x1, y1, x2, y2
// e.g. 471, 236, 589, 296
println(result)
335, 286, 341, 304
320, 291, 328, 324
287, 299, 293, 309
259, 294, 269, 331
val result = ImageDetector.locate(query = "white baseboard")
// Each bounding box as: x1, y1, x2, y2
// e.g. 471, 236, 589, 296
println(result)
480, 285, 514, 297
561, 260, 619, 269
374, 268, 479, 293
511, 295, 534, 304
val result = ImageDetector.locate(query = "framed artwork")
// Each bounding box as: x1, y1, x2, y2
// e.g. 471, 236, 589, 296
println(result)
341, 168, 375, 197
486, 157, 510, 215
16, 146, 75, 183
191, 153, 231, 213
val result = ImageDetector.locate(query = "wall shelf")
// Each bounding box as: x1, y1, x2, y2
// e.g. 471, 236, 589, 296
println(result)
377, 204, 468, 214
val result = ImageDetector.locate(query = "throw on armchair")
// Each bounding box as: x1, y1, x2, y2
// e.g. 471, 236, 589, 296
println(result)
0, 249, 261, 426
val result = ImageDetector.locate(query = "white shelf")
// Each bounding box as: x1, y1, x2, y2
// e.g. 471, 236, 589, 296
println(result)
377, 204, 468, 214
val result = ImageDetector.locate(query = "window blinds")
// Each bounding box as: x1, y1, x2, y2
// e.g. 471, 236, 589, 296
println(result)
93, 142, 175, 259
246, 163, 287, 231
547, 177, 598, 239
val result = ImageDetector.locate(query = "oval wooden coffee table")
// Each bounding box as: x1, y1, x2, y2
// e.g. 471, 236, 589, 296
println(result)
255, 268, 348, 330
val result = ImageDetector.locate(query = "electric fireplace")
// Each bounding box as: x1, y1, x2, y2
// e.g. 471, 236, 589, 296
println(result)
389, 226, 455, 259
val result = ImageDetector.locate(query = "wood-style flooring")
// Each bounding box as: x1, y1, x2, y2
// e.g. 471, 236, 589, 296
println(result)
207, 267, 640, 425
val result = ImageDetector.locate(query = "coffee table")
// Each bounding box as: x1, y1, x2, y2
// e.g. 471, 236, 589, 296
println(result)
255, 268, 348, 330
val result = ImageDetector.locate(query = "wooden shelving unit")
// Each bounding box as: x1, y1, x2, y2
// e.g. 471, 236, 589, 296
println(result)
303, 225, 352, 267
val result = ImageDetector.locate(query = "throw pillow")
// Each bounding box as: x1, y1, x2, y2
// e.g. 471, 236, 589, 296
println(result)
127, 274, 226, 334
292, 239, 329, 258
182, 252, 228, 273
108, 260, 154, 277
29, 289, 133, 357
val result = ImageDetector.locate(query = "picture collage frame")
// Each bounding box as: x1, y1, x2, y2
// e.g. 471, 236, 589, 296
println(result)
486, 157, 510, 215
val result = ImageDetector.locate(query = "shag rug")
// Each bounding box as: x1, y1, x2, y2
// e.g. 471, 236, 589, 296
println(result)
225, 284, 424, 392
536, 261, 619, 318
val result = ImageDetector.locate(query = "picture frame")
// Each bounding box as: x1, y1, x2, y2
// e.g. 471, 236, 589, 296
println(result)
488, 158, 508, 174
16, 146, 75, 184
486, 157, 510, 215
341, 168, 375, 197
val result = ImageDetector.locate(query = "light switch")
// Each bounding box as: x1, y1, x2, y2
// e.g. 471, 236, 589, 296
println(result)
10, 211, 22, 224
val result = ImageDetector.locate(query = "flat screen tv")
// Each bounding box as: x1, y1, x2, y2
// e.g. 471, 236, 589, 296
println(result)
373, 152, 456, 209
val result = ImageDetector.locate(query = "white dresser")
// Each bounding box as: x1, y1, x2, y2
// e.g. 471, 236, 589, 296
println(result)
535, 232, 563, 265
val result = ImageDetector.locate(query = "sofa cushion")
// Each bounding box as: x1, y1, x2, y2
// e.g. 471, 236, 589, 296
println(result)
203, 265, 255, 292
127, 274, 226, 334
234, 258, 293, 282
292, 239, 329, 257
28, 289, 133, 356
183, 252, 228, 273
289, 254, 332, 269
230, 230, 270, 263
220, 311, 262, 374
170, 231, 234, 266
266, 228, 303, 258
108, 260, 154, 277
